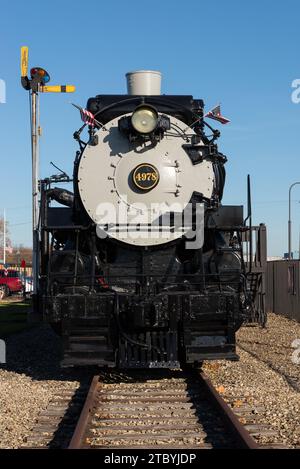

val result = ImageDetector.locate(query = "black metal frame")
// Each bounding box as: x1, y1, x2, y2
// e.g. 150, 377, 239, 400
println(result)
37, 188, 267, 367
35, 94, 267, 368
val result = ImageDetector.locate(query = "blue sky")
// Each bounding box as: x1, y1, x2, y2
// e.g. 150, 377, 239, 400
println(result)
1, 0, 300, 256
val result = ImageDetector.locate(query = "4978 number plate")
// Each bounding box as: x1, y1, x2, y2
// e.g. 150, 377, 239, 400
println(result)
132, 163, 159, 191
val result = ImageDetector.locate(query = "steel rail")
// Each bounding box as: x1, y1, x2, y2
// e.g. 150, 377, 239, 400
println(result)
68, 371, 259, 449
198, 371, 259, 449
68, 375, 99, 449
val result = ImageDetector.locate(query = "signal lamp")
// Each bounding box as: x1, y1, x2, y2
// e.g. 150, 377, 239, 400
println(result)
131, 105, 158, 134
30, 67, 50, 84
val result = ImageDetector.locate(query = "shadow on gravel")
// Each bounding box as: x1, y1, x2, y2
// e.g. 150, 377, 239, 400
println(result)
0, 323, 92, 383
45, 382, 90, 449
238, 343, 300, 393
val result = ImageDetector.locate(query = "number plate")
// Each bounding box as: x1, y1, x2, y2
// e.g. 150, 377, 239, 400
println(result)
132, 163, 159, 191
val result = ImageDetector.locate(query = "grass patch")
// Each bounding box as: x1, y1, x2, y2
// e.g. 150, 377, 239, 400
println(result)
0, 300, 32, 338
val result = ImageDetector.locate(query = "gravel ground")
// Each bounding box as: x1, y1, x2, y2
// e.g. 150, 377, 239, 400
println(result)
0, 324, 87, 449
1, 312, 300, 448
203, 313, 300, 448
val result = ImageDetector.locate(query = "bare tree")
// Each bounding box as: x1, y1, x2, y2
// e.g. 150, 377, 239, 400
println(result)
0, 217, 32, 265
9, 244, 32, 265
0, 216, 12, 262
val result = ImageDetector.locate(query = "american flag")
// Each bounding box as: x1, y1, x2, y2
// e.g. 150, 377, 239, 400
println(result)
72, 103, 95, 127
205, 105, 230, 125
80, 108, 95, 127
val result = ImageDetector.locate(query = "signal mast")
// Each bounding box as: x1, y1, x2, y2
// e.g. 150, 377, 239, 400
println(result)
20, 46, 75, 310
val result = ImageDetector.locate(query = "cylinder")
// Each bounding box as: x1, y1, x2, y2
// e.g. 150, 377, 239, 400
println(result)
126, 70, 162, 95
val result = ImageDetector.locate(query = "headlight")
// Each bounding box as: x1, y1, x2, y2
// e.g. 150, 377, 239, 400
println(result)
131, 105, 158, 134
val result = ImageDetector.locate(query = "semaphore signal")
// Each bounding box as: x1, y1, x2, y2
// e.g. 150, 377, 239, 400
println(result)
20, 46, 75, 310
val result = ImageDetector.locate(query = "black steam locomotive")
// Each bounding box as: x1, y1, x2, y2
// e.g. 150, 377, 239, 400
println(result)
38, 71, 267, 367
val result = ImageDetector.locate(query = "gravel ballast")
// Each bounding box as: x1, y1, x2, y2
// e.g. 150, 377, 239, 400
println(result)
203, 313, 300, 448
0, 324, 83, 449
0, 313, 300, 448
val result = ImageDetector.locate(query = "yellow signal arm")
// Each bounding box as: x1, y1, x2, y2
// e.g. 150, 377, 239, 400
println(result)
21, 46, 28, 77
40, 85, 76, 93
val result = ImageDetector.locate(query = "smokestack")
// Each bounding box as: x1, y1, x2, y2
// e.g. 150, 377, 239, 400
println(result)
126, 70, 162, 95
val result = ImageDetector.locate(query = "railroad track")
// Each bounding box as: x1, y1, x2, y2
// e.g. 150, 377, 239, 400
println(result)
23, 369, 284, 449
21, 382, 89, 449
68, 369, 259, 449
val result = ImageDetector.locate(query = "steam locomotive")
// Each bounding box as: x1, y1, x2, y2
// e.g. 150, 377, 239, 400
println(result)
38, 71, 267, 367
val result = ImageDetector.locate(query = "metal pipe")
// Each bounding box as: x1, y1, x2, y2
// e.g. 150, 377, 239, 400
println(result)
3, 209, 6, 266
288, 182, 300, 260
31, 90, 40, 295
247, 175, 252, 273
299, 227, 300, 261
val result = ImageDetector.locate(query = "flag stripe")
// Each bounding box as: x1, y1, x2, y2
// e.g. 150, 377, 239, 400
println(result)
80, 108, 95, 127
206, 113, 230, 124
205, 105, 230, 124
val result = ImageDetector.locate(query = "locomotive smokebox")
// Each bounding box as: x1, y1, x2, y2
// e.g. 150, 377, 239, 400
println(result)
126, 70, 162, 95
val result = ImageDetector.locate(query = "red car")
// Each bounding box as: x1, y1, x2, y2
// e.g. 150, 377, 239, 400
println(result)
0, 270, 24, 296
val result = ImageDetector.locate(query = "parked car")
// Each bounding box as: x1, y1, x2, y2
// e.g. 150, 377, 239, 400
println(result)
0, 270, 24, 296
24, 276, 33, 294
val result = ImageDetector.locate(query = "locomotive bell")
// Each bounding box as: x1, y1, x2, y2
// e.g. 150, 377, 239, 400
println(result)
126, 70, 162, 95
